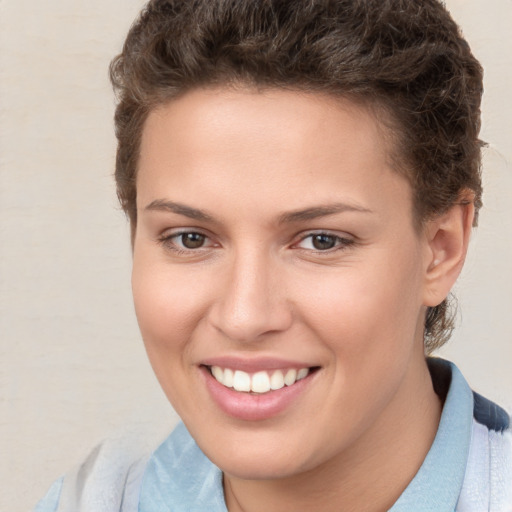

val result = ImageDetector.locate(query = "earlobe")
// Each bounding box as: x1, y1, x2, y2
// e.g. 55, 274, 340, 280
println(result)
423, 193, 475, 307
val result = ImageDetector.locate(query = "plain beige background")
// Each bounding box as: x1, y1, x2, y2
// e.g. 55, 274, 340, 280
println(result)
0, 1, 511, 510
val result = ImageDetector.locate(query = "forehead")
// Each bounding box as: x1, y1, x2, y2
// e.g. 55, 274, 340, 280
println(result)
137, 87, 412, 223
142, 87, 391, 154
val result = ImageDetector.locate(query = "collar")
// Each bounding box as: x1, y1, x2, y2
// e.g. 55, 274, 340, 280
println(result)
139, 421, 226, 512
390, 358, 473, 512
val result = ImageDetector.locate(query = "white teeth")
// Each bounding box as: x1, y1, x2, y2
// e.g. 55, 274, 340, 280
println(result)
223, 368, 234, 388
233, 370, 251, 392
211, 366, 224, 383
297, 368, 309, 380
251, 371, 271, 393
210, 366, 311, 394
270, 370, 285, 390
284, 368, 297, 386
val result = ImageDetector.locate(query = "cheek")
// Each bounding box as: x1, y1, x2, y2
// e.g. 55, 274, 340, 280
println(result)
296, 249, 424, 354
131, 252, 209, 357
131, 255, 212, 413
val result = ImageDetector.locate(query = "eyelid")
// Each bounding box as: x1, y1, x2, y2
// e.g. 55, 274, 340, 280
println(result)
157, 228, 219, 252
292, 231, 355, 252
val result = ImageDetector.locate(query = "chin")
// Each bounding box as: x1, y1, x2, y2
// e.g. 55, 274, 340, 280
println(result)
214, 453, 306, 481
193, 428, 317, 481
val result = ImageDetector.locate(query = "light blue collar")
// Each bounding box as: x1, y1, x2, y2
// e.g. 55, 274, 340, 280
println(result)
139, 421, 226, 512
390, 359, 473, 512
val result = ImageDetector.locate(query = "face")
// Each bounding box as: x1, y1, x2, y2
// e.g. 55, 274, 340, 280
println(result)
133, 88, 432, 480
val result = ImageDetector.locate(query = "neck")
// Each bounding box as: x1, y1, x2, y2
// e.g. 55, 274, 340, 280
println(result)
224, 358, 442, 512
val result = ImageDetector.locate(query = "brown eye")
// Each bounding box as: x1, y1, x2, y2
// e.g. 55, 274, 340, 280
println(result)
311, 234, 337, 250
180, 232, 206, 249
295, 232, 353, 253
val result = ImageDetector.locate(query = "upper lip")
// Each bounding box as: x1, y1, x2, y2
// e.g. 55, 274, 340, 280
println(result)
200, 356, 319, 373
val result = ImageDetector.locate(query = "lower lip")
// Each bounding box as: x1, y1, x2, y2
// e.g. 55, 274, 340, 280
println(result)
201, 367, 315, 421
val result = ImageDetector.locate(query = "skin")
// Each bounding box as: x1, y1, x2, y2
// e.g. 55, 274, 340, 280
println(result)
132, 88, 473, 512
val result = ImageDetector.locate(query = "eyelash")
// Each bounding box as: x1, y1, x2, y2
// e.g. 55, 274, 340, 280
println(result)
157, 230, 214, 254
158, 230, 354, 255
293, 232, 355, 253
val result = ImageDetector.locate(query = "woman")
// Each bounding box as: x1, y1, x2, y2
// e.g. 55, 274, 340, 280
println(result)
35, 0, 511, 510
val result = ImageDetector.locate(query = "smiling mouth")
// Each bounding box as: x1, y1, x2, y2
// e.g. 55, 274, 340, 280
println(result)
206, 365, 319, 394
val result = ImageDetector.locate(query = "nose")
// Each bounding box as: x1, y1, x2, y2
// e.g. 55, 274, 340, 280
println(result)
208, 249, 293, 343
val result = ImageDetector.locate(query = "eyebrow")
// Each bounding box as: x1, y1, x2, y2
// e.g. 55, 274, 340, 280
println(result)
278, 203, 373, 224
144, 199, 214, 222
144, 199, 372, 224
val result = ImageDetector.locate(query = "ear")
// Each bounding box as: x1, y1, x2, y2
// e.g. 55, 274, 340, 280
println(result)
422, 193, 475, 307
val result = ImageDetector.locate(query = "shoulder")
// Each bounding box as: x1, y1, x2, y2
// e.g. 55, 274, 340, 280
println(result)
460, 389, 511, 511
427, 358, 512, 511
457, 413, 512, 511
32, 423, 225, 512
32, 426, 163, 512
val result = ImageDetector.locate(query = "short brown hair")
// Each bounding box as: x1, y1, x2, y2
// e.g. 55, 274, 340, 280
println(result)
110, 0, 484, 352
